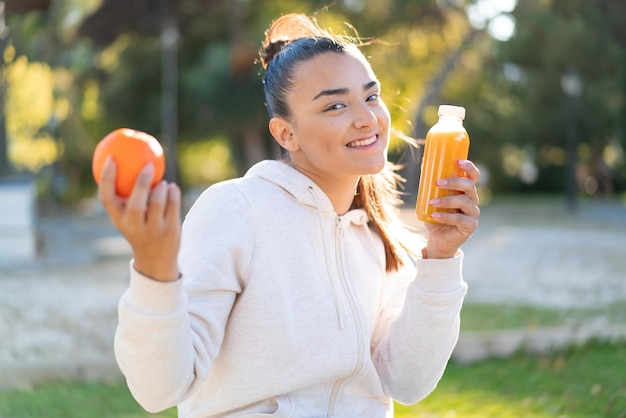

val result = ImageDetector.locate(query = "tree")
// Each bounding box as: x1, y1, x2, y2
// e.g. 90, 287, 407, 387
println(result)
78, 0, 470, 184
0, 0, 52, 176
458, 0, 625, 196
7, 0, 487, 199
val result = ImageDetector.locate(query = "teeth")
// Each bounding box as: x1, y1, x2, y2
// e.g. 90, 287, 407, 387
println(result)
347, 136, 377, 147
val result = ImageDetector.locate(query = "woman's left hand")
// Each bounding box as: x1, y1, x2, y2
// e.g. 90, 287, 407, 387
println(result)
422, 159, 481, 259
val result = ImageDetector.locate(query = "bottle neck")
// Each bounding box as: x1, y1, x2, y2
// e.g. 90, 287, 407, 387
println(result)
438, 115, 464, 124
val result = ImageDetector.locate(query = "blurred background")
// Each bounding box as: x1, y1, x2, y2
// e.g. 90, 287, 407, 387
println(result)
1, 0, 625, 416
0, 0, 623, 205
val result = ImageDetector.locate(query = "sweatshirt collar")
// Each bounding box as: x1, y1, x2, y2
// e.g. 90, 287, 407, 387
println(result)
244, 160, 369, 225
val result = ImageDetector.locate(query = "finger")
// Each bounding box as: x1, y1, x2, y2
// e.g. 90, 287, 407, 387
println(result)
126, 162, 155, 221
457, 160, 480, 184
437, 177, 479, 206
164, 183, 182, 226
430, 194, 480, 218
431, 211, 478, 237
97, 157, 123, 219
146, 180, 168, 224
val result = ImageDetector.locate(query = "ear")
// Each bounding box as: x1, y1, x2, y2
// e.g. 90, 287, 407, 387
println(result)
269, 117, 299, 151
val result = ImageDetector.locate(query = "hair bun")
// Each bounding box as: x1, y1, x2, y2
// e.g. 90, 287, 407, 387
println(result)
259, 13, 329, 69
260, 39, 289, 69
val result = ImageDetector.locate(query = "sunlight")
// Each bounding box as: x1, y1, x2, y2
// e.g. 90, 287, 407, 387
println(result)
395, 386, 559, 418
178, 137, 237, 187
342, 0, 365, 13
6, 56, 61, 172
603, 139, 624, 169
466, 0, 517, 41
488, 14, 516, 41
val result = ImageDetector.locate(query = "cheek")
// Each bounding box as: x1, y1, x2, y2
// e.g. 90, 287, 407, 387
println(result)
378, 102, 391, 127
303, 119, 342, 144
293, 121, 335, 155
377, 110, 391, 140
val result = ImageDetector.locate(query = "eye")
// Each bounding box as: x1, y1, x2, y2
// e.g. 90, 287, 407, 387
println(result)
366, 93, 380, 102
324, 103, 346, 112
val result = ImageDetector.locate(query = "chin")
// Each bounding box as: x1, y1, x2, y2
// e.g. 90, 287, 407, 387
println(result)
361, 159, 387, 175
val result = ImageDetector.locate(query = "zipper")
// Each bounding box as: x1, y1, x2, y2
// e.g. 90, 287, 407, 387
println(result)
308, 186, 346, 329
326, 216, 366, 417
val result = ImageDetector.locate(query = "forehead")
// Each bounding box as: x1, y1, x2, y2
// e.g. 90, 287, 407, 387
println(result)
290, 50, 377, 96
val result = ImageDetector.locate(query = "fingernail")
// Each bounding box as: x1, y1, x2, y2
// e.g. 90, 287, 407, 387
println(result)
142, 162, 155, 174
168, 184, 181, 201
436, 179, 448, 186
458, 159, 470, 165
429, 198, 441, 205
431, 212, 442, 219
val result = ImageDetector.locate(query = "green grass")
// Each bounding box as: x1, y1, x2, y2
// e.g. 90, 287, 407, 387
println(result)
0, 381, 176, 418
1, 340, 624, 418
396, 339, 626, 418
460, 302, 626, 332
460, 303, 567, 331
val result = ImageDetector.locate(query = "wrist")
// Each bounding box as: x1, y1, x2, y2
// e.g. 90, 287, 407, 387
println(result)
422, 246, 458, 259
133, 259, 180, 282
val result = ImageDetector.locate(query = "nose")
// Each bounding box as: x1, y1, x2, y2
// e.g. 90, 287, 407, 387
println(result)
353, 103, 377, 129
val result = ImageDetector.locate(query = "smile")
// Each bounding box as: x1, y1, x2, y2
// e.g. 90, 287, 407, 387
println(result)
347, 135, 377, 147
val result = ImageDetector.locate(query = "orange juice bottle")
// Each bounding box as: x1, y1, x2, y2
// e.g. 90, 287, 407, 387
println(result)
416, 105, 470, 224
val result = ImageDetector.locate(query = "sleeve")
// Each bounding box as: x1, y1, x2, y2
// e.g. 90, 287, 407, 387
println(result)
371, 251, 467, 405
113, 182, 254, 413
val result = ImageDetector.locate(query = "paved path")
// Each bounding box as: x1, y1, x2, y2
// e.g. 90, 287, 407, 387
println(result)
1, 201, 131, 389
460, 199, 626, 309
1, 196, 625, 389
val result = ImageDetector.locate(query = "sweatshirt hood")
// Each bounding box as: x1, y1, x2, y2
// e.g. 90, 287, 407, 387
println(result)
245, 160, 368, 225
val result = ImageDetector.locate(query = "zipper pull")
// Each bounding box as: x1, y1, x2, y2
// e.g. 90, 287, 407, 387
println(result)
336, 217, 345, 239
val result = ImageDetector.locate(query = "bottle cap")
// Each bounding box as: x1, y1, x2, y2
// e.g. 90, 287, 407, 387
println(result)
438, 105, 466, 120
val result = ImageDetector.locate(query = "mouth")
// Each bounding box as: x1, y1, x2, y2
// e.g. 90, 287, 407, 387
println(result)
346, 135, 378, 148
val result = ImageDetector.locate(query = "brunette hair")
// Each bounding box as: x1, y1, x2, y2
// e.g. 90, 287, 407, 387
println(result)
259, 14, 415, 271
260, 14, 354, 119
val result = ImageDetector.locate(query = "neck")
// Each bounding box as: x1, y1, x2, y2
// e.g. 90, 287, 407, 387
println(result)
323, 180, 359, 215
290, 164, 359, 215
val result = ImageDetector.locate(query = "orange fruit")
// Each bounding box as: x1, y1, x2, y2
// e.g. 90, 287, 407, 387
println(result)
92, 128, 166, 198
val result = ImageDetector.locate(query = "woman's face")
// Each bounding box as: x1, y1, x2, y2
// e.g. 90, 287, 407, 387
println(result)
276, 50, 391, 184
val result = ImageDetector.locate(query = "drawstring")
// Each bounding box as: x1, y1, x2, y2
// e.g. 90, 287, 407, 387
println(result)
308, 186, 345, 329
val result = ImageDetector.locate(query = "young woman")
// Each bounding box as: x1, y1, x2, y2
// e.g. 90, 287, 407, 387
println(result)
98, 13, 480, 418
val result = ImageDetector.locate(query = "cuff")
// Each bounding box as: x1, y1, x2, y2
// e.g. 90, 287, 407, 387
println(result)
126, 260, 186, 315
414, 250, 465, 293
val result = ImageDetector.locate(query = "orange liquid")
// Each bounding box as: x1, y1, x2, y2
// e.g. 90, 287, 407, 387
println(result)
415, 127, 470, 224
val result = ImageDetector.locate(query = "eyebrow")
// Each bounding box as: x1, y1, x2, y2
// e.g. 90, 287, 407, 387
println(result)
312, 80, 379, 101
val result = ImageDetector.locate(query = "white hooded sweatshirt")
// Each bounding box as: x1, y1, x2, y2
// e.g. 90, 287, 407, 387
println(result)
114, 160, 467, 418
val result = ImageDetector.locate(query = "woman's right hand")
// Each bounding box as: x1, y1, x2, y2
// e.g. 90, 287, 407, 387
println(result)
98, 156, 182, 282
